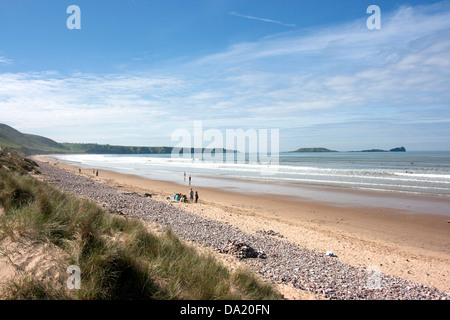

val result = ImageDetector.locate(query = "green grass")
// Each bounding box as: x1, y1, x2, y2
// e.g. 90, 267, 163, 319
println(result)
0, 124, 71, 155
1, 276, 72, 300
0, 124, 234, 155
0, 148, 41, 175
0, 151, 282, 300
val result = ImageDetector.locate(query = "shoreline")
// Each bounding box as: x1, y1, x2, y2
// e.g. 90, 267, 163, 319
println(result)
50, 154, 450, 216
33, 155, 450, 294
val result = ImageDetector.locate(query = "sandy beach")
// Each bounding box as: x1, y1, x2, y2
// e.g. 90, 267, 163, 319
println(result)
33, 155, 450, 298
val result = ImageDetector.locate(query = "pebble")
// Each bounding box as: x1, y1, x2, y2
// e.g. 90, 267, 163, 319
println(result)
36, 161, 450, 300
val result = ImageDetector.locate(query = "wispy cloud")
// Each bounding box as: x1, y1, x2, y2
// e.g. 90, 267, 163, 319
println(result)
228, 11, 296, 27
0, 72, 189, 143
0, 56, 12, 65
195, 3, 450, 116
1, 3, 450, 150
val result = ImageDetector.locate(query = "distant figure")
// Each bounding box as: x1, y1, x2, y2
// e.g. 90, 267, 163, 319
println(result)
189, 175, 191, 185
93, 169, 95, 174
96, 170, 98, 177
184, 172, 186, 181
79, 168, 81, 173
195, 191, 198, 203
190, 188, 194, 201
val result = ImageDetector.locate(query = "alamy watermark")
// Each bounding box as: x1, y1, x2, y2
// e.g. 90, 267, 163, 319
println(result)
171, 121, 280, 175
65, 5, 380, 31
366, 265, 382, 290
66, 265, 81, 290
66, 5, 81, 30
367, 5, 381, 30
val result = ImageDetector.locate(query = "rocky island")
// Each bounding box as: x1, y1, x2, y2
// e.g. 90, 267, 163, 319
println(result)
361, 147, 406, 152
292, 146, 406, 153
292, 147, 337, 153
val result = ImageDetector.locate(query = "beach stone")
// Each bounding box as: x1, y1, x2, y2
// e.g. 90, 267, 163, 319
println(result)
35, 160, 450, 301
256, 229, 284, 238
219, 240, 265, 260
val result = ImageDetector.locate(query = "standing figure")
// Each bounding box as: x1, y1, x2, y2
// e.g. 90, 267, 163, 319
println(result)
195, 191, 198, 203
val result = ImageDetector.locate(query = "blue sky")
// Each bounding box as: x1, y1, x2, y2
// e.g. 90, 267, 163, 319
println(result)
1, 0, 450, 151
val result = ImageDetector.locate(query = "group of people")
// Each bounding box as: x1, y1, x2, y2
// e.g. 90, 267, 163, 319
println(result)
174, 188, 199, 203
93, 169, 98, 176
190, 188, 198, 203
78, 168, 98, 176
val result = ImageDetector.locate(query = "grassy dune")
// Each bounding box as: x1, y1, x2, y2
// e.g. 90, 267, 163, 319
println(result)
0, 148, 281, 300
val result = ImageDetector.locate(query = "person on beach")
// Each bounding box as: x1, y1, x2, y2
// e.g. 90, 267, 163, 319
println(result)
195, 191, 198, 203
96, 170, 98, 176
79, 168, 81, 173
184, 172, 186, 181
190, 188, 194, 202
189, 175, 191, 185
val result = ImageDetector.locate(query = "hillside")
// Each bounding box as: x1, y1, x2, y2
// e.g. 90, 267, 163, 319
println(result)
0, 123, 176, 155
0, 123, 173, 155
0, 124, 69, 155
0, 124, 236, 155
61, 144, 233, 155
61, 143, 174, 154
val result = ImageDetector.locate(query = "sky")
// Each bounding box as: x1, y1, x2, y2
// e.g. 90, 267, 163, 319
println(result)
0, 0, 449, 151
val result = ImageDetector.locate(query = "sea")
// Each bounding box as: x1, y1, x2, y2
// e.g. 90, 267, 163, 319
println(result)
53, 151, 450, 216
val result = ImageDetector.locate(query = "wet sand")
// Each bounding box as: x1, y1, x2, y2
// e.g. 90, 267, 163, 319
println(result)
33, 155, 450, 294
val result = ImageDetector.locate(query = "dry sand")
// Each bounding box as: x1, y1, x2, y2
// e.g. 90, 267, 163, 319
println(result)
32, 156, 450, 297
0, 205, 69, 298
0, 237, 67, 298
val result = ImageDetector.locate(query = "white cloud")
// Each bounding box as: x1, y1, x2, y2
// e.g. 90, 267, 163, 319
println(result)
0, 56, 12, 65
198, 4, 450, 112
0, 72, 184, 137
0, 56, 13, 65
1, 3, 450, 148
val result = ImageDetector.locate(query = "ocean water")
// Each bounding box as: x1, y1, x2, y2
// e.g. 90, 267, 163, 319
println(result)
54, 151, 450, 215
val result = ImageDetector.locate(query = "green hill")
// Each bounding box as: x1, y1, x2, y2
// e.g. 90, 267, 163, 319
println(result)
62, 144, 234, 155
61, 143, 174, 154
0, 124, 176, 155
0, 124, 69, 155
0, 124, 235, 155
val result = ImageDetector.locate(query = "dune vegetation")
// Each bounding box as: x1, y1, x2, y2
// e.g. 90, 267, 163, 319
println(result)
0, 148, 281, 300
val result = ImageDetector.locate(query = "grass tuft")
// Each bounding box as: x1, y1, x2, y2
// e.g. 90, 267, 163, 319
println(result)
1, 275, 71, 300
0, 152, 282, 300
